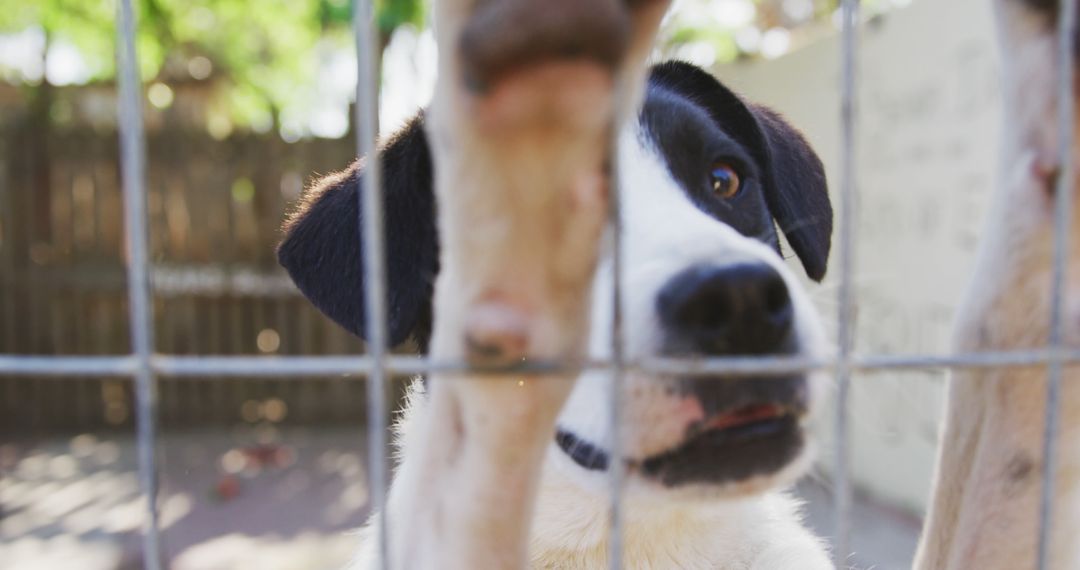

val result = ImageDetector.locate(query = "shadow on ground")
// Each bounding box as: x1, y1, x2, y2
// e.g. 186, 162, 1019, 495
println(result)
1, 428, 921, 570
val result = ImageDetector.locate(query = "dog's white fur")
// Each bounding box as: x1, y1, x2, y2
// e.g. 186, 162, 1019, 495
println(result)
352, 124, 832, 569
914, 0, 1080, 568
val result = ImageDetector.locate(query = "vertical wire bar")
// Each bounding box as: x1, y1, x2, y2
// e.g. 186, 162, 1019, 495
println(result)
116, 0, 162, 568
1036, 0, 1076, 567
353, 1, 390, 568
607, 85, 627, 570
833, 0, 859, 567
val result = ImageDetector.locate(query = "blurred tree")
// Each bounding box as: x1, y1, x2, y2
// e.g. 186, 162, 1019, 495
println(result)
657, 0, 900, 65
0, 0, 425, 131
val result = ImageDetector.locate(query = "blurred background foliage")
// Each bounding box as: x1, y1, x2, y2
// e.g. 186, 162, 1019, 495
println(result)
0, 0, 907, 138
0, 0, 423, 137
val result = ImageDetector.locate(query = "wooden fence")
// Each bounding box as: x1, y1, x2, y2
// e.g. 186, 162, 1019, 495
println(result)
0, 123, 394, 431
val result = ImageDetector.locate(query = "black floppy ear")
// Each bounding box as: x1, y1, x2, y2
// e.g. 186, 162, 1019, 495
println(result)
748, 105, 832, 282
648, 61, 833, 282
276, 113, 437, 349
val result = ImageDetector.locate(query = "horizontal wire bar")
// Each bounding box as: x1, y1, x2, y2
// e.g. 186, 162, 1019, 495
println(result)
0, 355, 139, 376
3, 350, 1080, 378
153, 355, 373, 377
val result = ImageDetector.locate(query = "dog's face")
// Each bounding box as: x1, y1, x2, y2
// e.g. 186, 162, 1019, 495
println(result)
278, 61, 831, 499
551, 62, 831, 498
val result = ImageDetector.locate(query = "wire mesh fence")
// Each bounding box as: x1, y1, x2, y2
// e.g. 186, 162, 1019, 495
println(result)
0, 0, 1075, 569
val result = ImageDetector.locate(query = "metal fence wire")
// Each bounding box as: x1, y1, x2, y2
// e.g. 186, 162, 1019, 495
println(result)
0, 0, 1075, 569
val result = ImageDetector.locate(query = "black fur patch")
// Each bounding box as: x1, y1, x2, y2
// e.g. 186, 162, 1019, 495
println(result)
646, 61, 833, 281
276, 114, 438, 349
640, 85, 777, 248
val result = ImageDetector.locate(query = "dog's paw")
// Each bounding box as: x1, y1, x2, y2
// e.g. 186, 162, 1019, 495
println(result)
424, 0, 675, 375
441, 0, 673, 130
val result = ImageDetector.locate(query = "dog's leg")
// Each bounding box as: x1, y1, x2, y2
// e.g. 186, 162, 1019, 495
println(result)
914, 1, 1080, 568
378, 2, 671, 569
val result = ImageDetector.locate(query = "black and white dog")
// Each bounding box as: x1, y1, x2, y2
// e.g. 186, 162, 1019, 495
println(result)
279, 60, 833, 568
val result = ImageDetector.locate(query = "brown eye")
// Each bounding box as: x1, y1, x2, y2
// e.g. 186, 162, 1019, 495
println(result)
709, 163, 741, 199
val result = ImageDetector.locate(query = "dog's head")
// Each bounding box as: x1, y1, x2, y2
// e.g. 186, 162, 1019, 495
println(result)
278, 61, 831, 499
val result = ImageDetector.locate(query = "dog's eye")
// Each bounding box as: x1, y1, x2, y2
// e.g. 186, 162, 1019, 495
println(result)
709, 163, 741, 199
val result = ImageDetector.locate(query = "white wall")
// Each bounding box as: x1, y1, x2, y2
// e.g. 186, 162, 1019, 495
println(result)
716, 0, 1002, 514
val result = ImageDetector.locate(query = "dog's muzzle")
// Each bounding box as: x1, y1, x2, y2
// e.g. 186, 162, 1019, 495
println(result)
636, 374, 808, 486
555, 261, 811, 486
652, 262, 807, 485
555, 375, 808, 486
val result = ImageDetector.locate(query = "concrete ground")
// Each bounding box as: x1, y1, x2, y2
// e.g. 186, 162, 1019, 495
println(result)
799, 477, 923, 570
1, 428, 921, 570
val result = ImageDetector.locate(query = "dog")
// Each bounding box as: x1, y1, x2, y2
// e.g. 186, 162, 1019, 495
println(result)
278, 57, 834, 568
914, 0, 1080, 568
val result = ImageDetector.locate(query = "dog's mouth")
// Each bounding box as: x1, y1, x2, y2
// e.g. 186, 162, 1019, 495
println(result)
638, 400, 805, 487
695, 402, 793, 433
555, 392, 807, 487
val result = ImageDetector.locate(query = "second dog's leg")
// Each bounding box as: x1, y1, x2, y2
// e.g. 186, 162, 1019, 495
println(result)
914, 1, 1080, 568
384, 2, 671, 568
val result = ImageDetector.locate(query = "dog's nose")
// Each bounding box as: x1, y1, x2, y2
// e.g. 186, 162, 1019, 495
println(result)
657, 263, 793, 354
